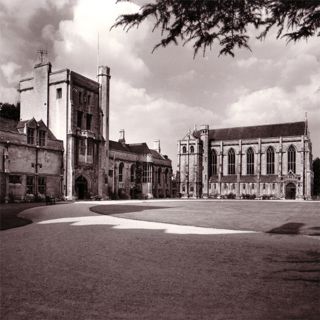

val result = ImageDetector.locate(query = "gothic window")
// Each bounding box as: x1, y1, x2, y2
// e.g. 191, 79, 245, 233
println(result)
158, 168, 161, 184
228, 148, 235, 175
119, 163, 124, 182
190, 146, 194, 153
130, 165, 135, 182
27, 128, 35, 144
246, 148, 254, 175
211, 149, 217, 176
263, 183, 266, 190
182, 146, 187, 153
288, 145, 296, 173
266, 146, 275, 174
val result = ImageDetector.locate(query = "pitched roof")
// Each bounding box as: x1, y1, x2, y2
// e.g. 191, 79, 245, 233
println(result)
128, 143, 150, 154
207, 121, 306, 141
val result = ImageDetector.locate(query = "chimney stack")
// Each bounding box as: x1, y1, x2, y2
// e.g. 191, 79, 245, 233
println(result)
119, 129, 125, 143
153, 140, 161, 154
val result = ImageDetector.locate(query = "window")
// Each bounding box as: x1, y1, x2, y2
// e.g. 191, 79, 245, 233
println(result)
182, 185, 185, 192
190, 186, 194, 192
130, 165, 135, 182
9, 175, 21, 184
165, 168, 169, 185
87, 139, 93, 156
79, 139, 86, 155
56, 88, 62, 99
213, 183, 216, 189
243, 184, 246, 190
224, 183, 227, 189
77, 111, 83, 128
26, 176, 34, 194
38, 177, 46, 194
251, 183, 255, 189
142, 163, 148, 182
190, 146, 194, 153
79, 92, 82, 104
87, 95, 91, 104
288, 145, 296, 173
158, 168, 161, 184
119, 163, 124, 182
272, 183, 275, 190
228, 148, 235, 175
263, 183, 266, 190
27, 128, 35, 144
232, 183, 235, 190
247, 148, 254, 175
38, 130, 46, 146
266, 146, 275, 174
86, 114, 92, 130
182, 146, 187, 153
109, 170, 113, 177
211, 149, 217, 176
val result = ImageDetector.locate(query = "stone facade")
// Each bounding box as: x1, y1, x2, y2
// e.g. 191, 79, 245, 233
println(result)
0, 117, 64, 202
19, 62, 110, 200
177, 121, 313, 200
109, 133, 172, 199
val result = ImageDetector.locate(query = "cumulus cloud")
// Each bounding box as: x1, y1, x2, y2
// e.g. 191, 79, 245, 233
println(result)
0, 0, 319, 165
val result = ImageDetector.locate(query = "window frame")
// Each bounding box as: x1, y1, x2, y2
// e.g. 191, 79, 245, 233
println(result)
266, 146, 275, 175
246, 147, 254, 175
228, 148, 236, 175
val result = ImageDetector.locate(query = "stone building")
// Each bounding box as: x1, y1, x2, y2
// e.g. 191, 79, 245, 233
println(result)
19, 60, 110, 200
0, 117, 64, 202
109, 130, 172, 199
177, 121, 313, 200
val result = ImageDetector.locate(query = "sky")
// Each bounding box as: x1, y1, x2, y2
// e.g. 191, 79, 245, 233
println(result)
1, 0, 319, 171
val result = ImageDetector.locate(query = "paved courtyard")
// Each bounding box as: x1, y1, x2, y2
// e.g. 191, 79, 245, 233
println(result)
1, 200, 319, 319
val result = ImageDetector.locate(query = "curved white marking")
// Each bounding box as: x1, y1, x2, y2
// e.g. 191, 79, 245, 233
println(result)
38, 216, 256, 235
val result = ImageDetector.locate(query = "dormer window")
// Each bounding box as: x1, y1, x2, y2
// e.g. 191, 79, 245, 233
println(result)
38, 130, 46, 146
27, 127, 35, 144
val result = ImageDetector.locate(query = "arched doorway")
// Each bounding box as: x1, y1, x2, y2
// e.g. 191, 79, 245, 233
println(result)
75, 176, 88, 200
285, 183, 296, 200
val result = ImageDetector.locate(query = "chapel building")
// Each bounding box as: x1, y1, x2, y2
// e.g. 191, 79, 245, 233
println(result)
177, 121, 313, 200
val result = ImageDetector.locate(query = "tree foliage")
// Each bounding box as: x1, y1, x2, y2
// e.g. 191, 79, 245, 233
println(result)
113, 0, 320, 56
0, 102, 20, 120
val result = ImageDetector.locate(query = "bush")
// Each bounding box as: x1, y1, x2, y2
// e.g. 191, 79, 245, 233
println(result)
226, 193, 236, 199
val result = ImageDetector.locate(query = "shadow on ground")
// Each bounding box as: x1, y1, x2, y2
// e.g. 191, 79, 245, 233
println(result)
90, 204, 171, 216
268, 222, 305, 235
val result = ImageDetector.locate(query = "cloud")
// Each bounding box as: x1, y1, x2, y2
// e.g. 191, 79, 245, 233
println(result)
0, 62, 21, 84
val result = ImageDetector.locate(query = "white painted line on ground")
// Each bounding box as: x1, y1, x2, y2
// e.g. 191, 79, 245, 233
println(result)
38, 215, 257, 235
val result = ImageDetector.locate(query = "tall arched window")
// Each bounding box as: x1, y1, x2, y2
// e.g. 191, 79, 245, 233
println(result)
158, 168, 161, 184
228, 148, 235, 175
190, 146, 194, 153
247, 148, 254, 175
211, 149, 217, 176
119, 162, 124, 182
165, 168, 169, 185
266, 147, 275, 174
130, 164, 135, 182
288, 145, 296, 173
182, 146, 187, 153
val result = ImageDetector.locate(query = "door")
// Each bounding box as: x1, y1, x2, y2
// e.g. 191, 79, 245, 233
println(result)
285, 183, 296, 200
75, 176, 88, 200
